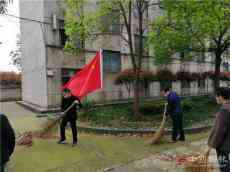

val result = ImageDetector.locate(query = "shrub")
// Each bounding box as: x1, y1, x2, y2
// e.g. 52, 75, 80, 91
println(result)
114, 69, 156, 85
176, 71, 200, 81
156, 69, 176, 81
0, 72, 21, 84
81, 98, 96, 113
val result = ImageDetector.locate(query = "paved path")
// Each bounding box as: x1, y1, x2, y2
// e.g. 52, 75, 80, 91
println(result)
105, 140, 220, 172
0, 101, 45, 135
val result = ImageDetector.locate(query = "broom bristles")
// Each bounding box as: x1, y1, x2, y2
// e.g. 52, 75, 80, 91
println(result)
150, 114, 167, 144
150, 103, 167, 145
39, 101, 77, 136
39, 116, 61, 137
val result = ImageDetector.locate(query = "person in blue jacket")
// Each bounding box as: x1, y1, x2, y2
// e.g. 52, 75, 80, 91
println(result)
161, 87, 185, 142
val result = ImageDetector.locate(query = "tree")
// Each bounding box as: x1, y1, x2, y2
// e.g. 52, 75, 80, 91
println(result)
10, 34, 21, 71
149, 0, 230, 91
0, 0, 12, 14
64, 0, 157, 118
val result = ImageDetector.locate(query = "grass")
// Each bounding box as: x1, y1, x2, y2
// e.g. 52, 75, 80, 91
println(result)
9, 131, 209, 172
79, 96, 219, 129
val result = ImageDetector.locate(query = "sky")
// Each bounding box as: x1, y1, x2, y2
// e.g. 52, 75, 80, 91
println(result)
0, 1, 19, 72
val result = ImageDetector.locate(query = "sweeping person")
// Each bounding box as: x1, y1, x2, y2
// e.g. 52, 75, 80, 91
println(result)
161, 87, 185, 142
0, 113, 16, 172
207, 87, 230, 172
58, 88, 82, 146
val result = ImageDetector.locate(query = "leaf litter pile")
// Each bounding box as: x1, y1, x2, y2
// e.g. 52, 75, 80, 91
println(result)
156, 153, 214, 171
17, 116, 60, 147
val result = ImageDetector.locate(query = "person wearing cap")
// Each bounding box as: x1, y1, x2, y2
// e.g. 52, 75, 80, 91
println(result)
58, 89, 82, 147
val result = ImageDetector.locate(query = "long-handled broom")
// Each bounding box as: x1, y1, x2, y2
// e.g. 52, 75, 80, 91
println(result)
39, 101, 77, 137
17, 101, 78, 146
150, 103, 168, 145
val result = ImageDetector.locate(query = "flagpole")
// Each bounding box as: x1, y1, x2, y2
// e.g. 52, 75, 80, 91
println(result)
100, 48, 103, 89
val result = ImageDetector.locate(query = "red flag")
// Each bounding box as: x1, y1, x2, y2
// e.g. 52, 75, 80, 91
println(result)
63, 51, 103, 99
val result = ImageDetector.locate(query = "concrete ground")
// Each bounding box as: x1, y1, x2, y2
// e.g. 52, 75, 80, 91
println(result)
0, 101, 46, 135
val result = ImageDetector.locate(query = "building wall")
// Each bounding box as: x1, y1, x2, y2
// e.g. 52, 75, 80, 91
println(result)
46, 46, 85, 108
0, 84, 21, 101
19, 0, 48, 108
20, 0, 227, 111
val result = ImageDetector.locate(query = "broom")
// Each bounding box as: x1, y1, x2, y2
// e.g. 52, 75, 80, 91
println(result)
16, 102, 78, 146
38, 101, 77, 137
150, 103, 168, 145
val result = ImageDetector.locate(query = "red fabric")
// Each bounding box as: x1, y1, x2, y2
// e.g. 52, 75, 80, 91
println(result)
63, 51, 103, 99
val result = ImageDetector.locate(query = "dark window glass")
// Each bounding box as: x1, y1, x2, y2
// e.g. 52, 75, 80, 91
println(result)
134, 34, 148, 56
101, 10, 120, 34
103, 50, 121, 73
61, 68, 81, 85
59, 29, 67, 46
181, 81, 190, 88
198, 79, 205, 88
223, 62, 229, 72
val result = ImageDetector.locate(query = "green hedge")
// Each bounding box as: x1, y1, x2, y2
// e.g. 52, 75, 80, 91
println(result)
79, 96, 217, 128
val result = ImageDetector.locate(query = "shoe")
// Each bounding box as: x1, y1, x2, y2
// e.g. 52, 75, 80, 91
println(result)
72, 141, 77, 147
57, 140, 67, 144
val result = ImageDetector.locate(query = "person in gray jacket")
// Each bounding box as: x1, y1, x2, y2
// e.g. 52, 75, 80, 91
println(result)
207, 87, 230, 172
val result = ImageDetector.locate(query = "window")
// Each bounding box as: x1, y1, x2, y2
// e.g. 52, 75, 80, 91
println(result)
179, 46, 190, 60
223, 62, 229, 72
181, 81, 190, 88
134, 34, 148, 56
181, 80, 190, 95
61, 68, 81, 85
103, 50, 121, 73
101, 10, 120, 34
196, 52, 206, 63
133, 1, 148, 19
59, 20, 68, 46
59, 19, 83, 48
198, 79, 205, 88
59, 29, 67, 46
160, 81, 172, 90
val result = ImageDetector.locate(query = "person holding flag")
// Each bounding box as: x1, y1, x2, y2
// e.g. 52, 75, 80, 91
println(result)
58, 88, 82, 147
59, 50, 103, 146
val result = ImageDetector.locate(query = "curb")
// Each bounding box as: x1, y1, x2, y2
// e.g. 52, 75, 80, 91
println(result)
77, 124, 213, 136
16, 101, 60, 114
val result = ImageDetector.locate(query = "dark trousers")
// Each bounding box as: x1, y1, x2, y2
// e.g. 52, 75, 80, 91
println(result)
216, 150, 230, 172
0, 163, 5, 172
0, 164, 4, 172
171, 114, 185, 141
60, 116, 77, 143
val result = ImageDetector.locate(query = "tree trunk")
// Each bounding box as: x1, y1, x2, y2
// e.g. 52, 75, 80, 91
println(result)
133, 72, 141, 118
132, 0, 145, 119
214, 52, 222, 91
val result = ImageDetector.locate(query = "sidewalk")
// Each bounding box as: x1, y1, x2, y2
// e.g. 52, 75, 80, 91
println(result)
0, 101, 45, 135
104, 140, 220, 172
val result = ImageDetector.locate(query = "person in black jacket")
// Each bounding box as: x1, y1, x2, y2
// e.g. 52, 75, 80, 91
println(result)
0, 113, 15, 172
58, 89, 82, 146
161, 87, 185, 142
